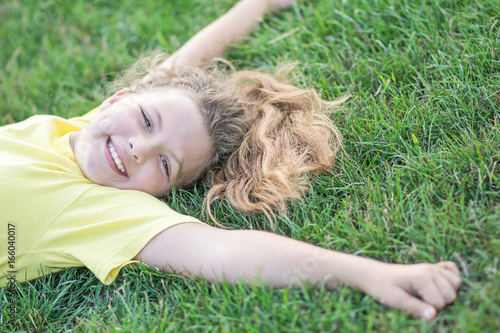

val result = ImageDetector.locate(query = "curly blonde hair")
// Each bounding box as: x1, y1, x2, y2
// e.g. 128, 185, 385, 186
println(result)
108, 54, 346, 227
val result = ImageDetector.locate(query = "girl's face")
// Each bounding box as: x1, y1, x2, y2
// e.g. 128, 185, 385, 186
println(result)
70, 89, 213, 196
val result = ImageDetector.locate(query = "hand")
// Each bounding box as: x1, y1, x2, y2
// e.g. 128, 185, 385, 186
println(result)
359, 261, 462, 320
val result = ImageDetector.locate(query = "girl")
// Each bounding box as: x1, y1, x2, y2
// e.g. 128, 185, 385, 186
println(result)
1, 0, 460, 322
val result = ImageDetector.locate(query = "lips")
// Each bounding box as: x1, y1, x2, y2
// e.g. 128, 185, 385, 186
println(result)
105, 137, 129, 177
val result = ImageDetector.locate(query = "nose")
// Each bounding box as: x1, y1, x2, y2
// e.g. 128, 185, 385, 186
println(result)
128, 136, 156, 164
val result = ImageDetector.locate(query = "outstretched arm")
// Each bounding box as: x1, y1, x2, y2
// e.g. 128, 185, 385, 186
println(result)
135, 222, 461, 321
159, 0, 296, 69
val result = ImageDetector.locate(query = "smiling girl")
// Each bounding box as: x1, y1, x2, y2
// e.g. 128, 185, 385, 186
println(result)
70, 89, 212, 195
0, 0, 461, 321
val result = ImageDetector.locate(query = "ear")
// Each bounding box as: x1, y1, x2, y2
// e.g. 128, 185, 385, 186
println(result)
99, 88, 130, 112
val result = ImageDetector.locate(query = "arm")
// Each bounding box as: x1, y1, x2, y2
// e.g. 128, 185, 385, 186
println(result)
159, 0, 296, 69
135, 222, 461, 321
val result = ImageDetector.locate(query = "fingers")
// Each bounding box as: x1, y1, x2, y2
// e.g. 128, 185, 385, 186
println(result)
413, 263, 461, 311
437, 261, 460, 276
388, 287, 437, 321
434, 274, 457, 305
439, 265, 462, 291
413, 274, 448, 310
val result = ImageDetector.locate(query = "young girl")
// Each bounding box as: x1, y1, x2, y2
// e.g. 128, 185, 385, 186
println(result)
1, 0, 460, 321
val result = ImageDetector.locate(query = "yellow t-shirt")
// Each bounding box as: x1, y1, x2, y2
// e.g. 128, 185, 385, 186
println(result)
0, 112, 204, 287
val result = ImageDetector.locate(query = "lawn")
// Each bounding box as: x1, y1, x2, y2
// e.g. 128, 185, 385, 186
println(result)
1, 0, 499, 331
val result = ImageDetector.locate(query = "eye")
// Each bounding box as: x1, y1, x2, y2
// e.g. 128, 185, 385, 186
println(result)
160, 155, 170, 177
141, 108, 152, 132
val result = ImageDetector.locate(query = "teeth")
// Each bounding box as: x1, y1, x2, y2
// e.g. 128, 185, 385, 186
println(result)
107, 140, 126, 174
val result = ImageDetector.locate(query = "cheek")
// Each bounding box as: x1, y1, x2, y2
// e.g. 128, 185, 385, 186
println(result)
100, 111, 128, 134
96, 107, 132, 134
98, 117, 113, 133
133, 166, 166, 195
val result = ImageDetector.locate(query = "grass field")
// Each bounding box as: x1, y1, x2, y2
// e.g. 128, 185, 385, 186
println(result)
1, 0, 499, 331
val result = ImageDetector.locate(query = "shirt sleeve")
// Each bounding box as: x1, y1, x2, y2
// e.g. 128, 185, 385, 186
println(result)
36, 186, 206, 284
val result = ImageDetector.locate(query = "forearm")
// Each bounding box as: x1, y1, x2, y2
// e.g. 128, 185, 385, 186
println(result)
162, 0, 270, 68
204, 229, 382, 290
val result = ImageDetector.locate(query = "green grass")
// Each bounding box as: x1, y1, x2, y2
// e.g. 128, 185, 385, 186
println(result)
1, 0, 499, 331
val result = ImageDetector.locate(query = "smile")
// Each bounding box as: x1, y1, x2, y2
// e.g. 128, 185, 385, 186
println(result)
106, 138, 128, 176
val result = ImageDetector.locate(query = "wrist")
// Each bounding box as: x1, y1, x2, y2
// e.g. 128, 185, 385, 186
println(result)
306, 250, 387, 291
334, 255, 388, 292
